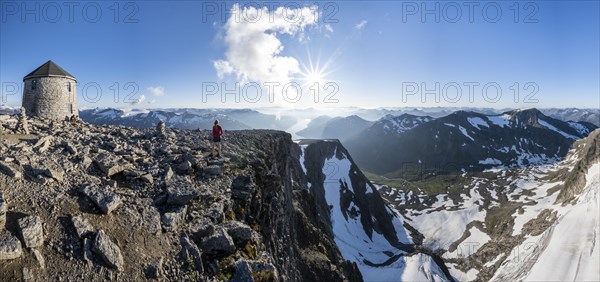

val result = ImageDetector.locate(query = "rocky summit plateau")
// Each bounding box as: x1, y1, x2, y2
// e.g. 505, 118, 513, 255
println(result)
0, 116, 363, 281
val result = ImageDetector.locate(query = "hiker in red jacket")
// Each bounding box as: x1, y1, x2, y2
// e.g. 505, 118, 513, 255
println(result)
211, 120, 223, 157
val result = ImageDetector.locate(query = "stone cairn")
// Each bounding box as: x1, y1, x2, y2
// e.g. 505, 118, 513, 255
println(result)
156, 121, 166, 137
16, 107, 30, 135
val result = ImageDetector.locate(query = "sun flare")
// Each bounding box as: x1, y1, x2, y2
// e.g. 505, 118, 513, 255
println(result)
297, 49, 335, 87
304, 69, 326, 85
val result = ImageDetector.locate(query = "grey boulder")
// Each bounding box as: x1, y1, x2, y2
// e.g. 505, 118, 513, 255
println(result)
79, 184, 122, 215
18, 215, 44, 248
92, 230, 124, 271
221, 221, 253, 247
0, 235, 22, 260
71, 215, 94, 238
200, 227, 236, 255
166, 177, 199, 205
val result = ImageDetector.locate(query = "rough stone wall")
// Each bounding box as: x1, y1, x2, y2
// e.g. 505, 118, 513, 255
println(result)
22, 76, 77, 120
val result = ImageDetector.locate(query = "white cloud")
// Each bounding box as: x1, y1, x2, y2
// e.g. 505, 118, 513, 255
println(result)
325, 24, 334, 33
355, 20, 367, 30
147, 86, 165, 97
131, 94, 146, 105
213, 4, 319, 86
323, 23, 334, 38
148, 99, 157, 105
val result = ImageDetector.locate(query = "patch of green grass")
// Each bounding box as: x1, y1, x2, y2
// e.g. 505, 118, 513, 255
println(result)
363, 171, 415, 189
413, 174, 469, 195
224, 210, 236, 221
252, 269, 277, 281
217, 257, 235, 281
240, 239, 259, 260
186, 258, 197, 280
230, 154, 249, 169
485, 203, 522, 238
364, 170, 469, 196
217, 271, 233, 281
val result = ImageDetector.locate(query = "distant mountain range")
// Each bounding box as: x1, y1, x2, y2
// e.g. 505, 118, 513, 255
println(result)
296, 115, 373, 141
0, 106, 17, 115
2, 105, 597, 138
345, 108, 598, 177
260, 107, 599, 126
542, 108, 600, 127
288, 107, 599, 141
78, 108, 296, 131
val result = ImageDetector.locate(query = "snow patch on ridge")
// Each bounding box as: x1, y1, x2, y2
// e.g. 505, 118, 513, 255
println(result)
538, 119, 578, 140
467, 117, 490, 129
447, 264, 479, 281
488, 114, 511, 127
297, 145, 308, 175
568, 121, 590, 136
458, 126, 475, 141
444, 226, 491, 259
408, 187, 487, 250
378, 115, 433, 135
479, 158, 502, 165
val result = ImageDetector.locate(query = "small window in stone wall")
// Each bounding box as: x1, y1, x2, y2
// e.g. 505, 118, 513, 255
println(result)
32, 80, 37, 90
67, 83, 71, 92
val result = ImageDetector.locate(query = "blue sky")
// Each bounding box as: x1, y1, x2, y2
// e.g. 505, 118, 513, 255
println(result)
1, 1, 598, 109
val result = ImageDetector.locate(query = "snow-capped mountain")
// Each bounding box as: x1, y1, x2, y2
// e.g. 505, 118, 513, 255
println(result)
79, 108, 296, 131
367, 114, 433, 135
296, 139, 452, 281
374, 128, 600, 281
541, 108, 600, 126
0, 105, 17, 115
362, 108, 499, 120
346, 108, 598, 176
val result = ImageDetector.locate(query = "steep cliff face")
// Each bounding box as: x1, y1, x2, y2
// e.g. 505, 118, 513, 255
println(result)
297, 139, 452, 281
228, 134, 363, 281
300, 140, 414, 252
555, 129, 600, 204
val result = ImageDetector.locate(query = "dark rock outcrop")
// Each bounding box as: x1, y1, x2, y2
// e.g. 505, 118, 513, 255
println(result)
555, 128, 600, 204
231, 134, 363, 281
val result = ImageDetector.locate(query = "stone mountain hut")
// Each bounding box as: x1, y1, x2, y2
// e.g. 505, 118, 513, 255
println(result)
22, 60, 78, 120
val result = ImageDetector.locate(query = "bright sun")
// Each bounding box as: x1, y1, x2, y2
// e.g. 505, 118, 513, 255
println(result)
304, 69, 326, 85
297, 49, 335, 87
